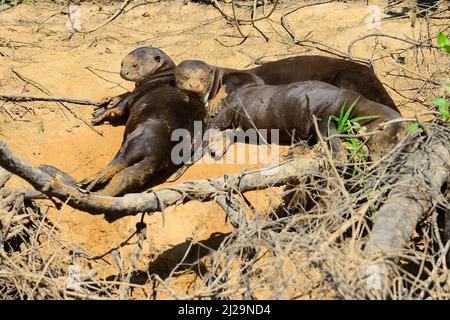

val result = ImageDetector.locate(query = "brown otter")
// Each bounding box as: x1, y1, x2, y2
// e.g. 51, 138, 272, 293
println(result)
174, 58, 398, 112
92, 47, 176, 125
189, 76, 403, 156
94, 52, 398, 125
79, 49, 206, 196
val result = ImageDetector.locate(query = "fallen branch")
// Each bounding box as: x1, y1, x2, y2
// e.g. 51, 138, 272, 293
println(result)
0, 140, 323, 221
364, 136, 450, 294
0, 94, 100, 106
0, 187, 46, 200
212, 0, 279, 24
0, 167, 12, 188
11, 68, 103, 136
348, 32, 439, 59
280, 0, 334, 43
77, 0, 134, 34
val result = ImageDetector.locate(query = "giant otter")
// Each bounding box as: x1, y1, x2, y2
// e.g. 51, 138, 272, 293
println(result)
93, 52, 398, 125
79, 48, 206, 196
174, 58, 398, 112
176, 69, 403, 156
92, 47, 176, 125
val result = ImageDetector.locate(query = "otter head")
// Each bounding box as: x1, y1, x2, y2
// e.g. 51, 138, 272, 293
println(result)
120, 47, 175, 84
175, 60, 215, 103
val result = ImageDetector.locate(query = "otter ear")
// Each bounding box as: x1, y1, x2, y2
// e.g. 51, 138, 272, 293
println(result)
154, 55, 161, 63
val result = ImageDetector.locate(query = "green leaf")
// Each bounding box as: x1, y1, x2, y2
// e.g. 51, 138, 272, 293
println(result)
437, 32, 448, 47
338, 98, 359, 133
406, 122, 423, 134
342, 99, 358, 122
432, 98, 449, 121
437, 32, 450, 53
440, 107, 450, 121
350, 115, 380, 123
338, 99, 348, 123
439, 105, 449, 121
432, 98, 449, 108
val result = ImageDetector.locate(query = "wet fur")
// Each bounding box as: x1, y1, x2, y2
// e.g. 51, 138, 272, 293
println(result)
176, 56, 398, 112
81, 86, 206, 196
92, 47, 176, 125
210, 80, 402, 155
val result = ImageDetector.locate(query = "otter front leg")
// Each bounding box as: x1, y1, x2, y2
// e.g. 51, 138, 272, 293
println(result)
93, 95, 124, 113
92, 93, 131, 125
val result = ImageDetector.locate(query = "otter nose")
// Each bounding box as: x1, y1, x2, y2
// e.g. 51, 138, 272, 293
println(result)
189, 82, 200, 91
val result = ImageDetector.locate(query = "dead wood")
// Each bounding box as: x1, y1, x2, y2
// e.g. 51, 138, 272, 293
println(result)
76, 0, 134, 34
347, 32, 439, 59
0, 139, 323, 221
0, 168, 12, 188
10, 69, 103, 136
280, 0, 334, 44
0, 94, 100, 106
364, 134, 450, 294
212, 0, 279, 24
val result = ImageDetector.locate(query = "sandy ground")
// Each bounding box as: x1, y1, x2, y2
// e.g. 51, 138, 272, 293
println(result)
0, 0, 446, 298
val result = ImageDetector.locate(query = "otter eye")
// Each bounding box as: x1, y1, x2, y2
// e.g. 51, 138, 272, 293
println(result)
132, 64, 138, 68
155, 55, 161, 63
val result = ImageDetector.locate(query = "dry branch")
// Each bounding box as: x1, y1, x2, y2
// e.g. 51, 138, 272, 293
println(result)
11, 69, 103, 136
0, 167, 12, 188
364, 136, 450, 293
77, 0, 134, 34
280, 0, 334, 43
0, 140, 322, 221
0, 94, 100, 106
212, 0, 279, 24
347, 32, 439, 59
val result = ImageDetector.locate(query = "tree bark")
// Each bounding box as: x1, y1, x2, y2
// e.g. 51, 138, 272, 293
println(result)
0, 94, 100, 106
364, 139, 450, 293
0, 140, 321, 221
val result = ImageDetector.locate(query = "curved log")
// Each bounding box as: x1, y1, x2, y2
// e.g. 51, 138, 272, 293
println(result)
0, 140, 322, 221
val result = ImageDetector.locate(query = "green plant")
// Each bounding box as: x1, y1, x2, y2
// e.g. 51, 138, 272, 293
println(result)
433, 98, 449, 121
434, 32, 450, 122
329, 98, 379, 176
406, 122, 423, 134
437, 32, 450, 53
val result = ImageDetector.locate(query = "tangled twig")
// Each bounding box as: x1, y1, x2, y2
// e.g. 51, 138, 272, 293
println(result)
348, 32, 439, 59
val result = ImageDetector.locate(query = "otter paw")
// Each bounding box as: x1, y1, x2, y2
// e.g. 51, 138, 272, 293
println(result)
95, 96, 122, 110
92, 108, 124, 125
